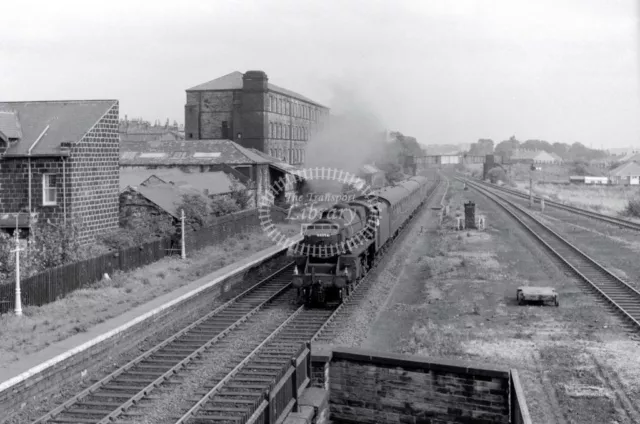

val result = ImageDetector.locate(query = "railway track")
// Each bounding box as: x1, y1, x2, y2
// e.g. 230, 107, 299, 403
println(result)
464, 174, 640, 231
312, 178, 450, 345
33, 177, 445, 424
32, 266, 298, 424
174, 178, 447, 424
460, 177, 640, 331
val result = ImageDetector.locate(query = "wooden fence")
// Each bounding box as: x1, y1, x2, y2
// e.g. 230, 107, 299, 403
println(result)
0, 208, 282, 314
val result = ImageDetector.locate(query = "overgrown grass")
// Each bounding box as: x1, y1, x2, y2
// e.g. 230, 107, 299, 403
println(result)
0, 231, 279, 369
514, 181, 640, 217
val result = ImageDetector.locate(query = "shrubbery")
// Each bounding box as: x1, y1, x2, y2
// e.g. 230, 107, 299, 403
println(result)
623, 199, 640, 218
486, 167, 509, 184
0, 219, 85, 281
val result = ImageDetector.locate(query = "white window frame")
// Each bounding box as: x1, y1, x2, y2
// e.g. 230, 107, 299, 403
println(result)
43, 174, 57, 206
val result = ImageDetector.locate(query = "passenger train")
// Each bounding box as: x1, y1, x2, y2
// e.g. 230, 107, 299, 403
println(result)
288, 176, 431, 306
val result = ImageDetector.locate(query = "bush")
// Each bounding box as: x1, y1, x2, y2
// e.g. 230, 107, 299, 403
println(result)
0, 218, 85, 281
487, 167, 508, 184
228, 177, 251, 210
623, 199, 640, 218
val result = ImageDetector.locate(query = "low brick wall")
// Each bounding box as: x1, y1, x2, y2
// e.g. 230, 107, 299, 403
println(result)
316, 347, 521, 424
0, 245, 294, 422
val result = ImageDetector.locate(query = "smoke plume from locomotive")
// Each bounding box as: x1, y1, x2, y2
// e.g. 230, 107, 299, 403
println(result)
304, 84, 387, 180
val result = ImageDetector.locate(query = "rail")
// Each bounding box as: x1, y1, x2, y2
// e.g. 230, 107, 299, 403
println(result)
467, 174, 640, 231
32, 262, 296, 424
312, 177, 446, 344
174, 178, 445, 424
459, 177, 640, 331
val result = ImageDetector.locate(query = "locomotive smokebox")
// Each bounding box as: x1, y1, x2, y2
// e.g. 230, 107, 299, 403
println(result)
464, 201, 476, 229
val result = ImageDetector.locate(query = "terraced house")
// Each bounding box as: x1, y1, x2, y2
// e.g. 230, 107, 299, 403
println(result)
184, 70, 330, 166
0, 100, 120, 243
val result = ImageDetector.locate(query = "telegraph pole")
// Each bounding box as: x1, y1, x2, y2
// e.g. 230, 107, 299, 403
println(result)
11, 215, 24, 316
529, 164, 534, 208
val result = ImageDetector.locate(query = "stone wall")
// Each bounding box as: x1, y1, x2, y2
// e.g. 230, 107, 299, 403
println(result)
0, 157, 67, 224
69, 102, 120, 244
320, 347, 512, 424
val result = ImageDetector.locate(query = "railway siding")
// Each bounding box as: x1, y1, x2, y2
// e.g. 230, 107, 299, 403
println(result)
0, 240, 299, 422
462, 178, 640, 331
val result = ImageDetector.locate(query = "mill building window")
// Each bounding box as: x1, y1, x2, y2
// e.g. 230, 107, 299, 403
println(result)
43, 174, 57, 206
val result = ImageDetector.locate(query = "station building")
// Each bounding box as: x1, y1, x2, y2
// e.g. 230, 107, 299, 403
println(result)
184, 70, 330, 166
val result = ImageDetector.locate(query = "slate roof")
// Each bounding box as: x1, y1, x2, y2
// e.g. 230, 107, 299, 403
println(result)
549, 153, 563, 162
246, 148, 301, 174
610, 161, 640, 177
120, 139, 272, 166
0, 111, 22, 139
622, 153, 640, 163
142, 169, 244, 194
0, 100, 117, 156
186, 71, 327, 108
123, 184, 200, 219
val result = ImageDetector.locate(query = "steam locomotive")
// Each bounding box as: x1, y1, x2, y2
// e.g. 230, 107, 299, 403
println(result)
289, 176, 431, 306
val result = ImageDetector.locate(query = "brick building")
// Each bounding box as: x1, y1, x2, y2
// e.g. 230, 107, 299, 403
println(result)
0, 100, 120, 243
184, 70, 329, 166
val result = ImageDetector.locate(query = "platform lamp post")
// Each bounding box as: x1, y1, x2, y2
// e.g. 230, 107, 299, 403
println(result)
11, 215, 24, 317
181, 209, 186, 260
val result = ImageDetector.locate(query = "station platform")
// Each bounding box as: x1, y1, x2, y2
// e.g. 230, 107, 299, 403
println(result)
0, 239, 298, 392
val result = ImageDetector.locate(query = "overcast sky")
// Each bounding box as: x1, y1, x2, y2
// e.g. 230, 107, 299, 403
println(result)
1, 0, 638, 149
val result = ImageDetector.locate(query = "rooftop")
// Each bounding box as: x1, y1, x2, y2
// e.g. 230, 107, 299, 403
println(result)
247, 148, 301, 174
186, 71, 327, 108
0, 100, 118, 156
610, 160, 640, 177
120, 139, 272, 166
123, 183, 198, 219
120, 168, 244, 194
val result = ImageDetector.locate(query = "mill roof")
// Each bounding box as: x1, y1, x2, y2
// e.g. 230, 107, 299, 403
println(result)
186, 71, 327, 108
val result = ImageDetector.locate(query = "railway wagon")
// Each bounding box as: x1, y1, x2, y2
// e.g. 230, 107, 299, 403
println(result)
289, 176, 431, 306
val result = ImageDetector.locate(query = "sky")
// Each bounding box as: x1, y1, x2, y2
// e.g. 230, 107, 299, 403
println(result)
1, 0, 639, 149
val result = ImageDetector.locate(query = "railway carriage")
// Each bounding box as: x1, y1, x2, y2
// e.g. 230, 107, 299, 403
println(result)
289, 175, 432, 306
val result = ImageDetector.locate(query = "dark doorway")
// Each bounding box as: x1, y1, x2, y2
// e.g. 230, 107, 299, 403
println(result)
221, 121, 229, 139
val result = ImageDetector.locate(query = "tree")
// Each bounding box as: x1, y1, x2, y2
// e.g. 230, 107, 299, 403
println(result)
494, 136, 520, 158
228, 176, 251, 210
468, 139, 494, 156
177, 193, 212, 230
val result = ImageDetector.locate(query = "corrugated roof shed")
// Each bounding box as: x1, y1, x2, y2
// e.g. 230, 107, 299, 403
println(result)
0, 100, 117, 156
120, 139, 272, 166
186, 71, 326, 108
124, 183, 200, 219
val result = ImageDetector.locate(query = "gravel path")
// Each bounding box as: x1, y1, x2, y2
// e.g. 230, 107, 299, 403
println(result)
328, 186, 445, 349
